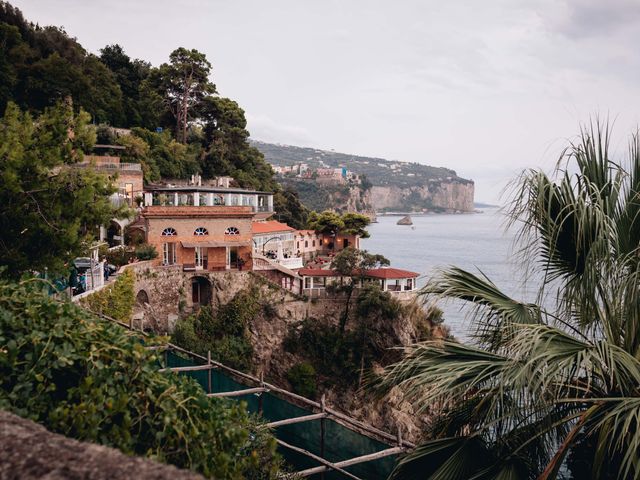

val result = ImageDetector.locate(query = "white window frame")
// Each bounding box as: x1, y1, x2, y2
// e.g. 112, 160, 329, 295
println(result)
163, 242, 176, 265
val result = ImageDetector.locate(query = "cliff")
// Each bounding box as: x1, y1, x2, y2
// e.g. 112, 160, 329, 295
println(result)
371, 179, 475, 212
280, 178, 375, 215
126, 266, 432, 442
253, 141, 475, 213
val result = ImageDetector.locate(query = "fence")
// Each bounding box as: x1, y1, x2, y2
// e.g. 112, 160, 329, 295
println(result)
161, 347, 408, 479
93, 312, 413, 479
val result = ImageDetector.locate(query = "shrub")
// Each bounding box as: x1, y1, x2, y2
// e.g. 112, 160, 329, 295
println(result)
173, 288, 261, 371
79, 269, 135, 322
286, 362, 317, 398
0, 279, 280, 479
106, 246, 134, 267
134, 244, 158, 261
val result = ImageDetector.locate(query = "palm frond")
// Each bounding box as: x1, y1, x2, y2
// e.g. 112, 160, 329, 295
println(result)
422, 267, 541, 350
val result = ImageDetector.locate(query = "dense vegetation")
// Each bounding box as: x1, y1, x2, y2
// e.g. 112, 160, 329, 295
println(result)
0, 279, 280, 478
172, 287, 276, 371
0, 101, 124, 279
253, 140, 472, 188
79, 269, 135, 323
279, 177, 371, 213
0, 1, 307, 225
285, 284, 406, 390
380, 124, 640, 479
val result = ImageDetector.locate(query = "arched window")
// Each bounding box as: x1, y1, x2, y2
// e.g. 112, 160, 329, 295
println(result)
194, 227, 209, 236
224, 227, 240, 235
161, 227, 177, 236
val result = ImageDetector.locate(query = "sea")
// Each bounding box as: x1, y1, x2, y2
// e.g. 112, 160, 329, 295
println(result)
360, 208, 535, 340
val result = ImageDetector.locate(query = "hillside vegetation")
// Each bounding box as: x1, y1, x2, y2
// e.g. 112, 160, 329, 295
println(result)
0, 1, 308, 228
252, 140, 473, 188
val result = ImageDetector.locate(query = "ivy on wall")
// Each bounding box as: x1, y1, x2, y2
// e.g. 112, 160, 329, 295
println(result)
79, 269, 135, 322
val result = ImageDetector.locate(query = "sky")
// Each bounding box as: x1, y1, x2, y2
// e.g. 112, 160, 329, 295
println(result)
13, 0, 640, 203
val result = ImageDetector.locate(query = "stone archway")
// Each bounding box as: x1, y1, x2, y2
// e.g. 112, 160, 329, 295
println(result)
191, 276, 212, 308
135, 289, 150, 307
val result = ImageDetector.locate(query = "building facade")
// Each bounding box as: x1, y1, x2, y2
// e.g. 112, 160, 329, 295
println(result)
141, 183, 274, 272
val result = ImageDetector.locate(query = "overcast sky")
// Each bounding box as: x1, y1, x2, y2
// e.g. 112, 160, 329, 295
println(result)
13, 0, 640, 202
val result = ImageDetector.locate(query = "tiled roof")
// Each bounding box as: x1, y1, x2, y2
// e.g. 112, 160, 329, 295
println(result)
252, 220, 295, 234
363, 268, 419, 279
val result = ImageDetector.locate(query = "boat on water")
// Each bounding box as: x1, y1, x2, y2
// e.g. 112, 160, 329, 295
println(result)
396, 215, 413, 226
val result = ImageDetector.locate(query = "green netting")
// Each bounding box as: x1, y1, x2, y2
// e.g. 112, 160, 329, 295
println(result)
165, 351, 398, 479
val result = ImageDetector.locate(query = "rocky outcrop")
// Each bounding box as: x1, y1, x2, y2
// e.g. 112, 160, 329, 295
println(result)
371, 179, 474, 212
124, 265, 431, 442
0, 410, 203, 480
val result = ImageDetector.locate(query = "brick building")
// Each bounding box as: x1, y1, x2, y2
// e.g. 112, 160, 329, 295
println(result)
141, 185, 275, 272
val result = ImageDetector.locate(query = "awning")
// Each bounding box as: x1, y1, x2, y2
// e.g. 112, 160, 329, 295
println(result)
181, 240, 252, 248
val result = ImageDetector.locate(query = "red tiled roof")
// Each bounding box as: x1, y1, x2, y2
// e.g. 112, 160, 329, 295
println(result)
298, 267, 419, 279
251, 220, 295, 234
363, 268, 419, 279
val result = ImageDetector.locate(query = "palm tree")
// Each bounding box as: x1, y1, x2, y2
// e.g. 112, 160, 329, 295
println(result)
378, 123, 640, 480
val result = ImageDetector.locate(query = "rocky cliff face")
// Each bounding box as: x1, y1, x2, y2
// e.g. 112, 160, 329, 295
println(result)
128, 266, 432, 442
371, 179, 474, 212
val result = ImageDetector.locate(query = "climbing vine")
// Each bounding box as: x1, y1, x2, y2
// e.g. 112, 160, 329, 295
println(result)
79, 269, 135, 322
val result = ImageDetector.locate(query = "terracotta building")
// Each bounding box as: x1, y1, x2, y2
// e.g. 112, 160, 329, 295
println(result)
141, 185, 274, 272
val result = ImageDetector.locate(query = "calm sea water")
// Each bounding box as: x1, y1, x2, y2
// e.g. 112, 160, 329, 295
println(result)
360, 208, 532, 339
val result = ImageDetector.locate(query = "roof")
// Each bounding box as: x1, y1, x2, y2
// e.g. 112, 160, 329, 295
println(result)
363, 267, 420, 279
298, 267, 420, 279
252, 221, 295, 234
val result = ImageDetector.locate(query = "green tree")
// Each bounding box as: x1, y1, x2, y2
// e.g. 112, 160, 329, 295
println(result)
330, 247, 390, 332
355, 284, 401, 385
342, 212, 371, 238
379, 123, 640, 479
149, 47, 216, 143
273, 187, 309, 229
308, 211, 371, 244
199, 96, 276, 191
0, 102, 123, 278
99, 44, 154, 127
308, 210, 344, 238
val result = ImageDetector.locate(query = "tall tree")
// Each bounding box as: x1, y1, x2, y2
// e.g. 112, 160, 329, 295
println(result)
331, 247, 390, 332
0, 102, 123, 278
379, 123, 640, 479
99, 44, 153, 127
150, 48, 216, 143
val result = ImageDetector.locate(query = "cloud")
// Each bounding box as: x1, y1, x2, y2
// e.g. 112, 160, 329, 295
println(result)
245, 113, 315, 146
553, 0, 640, 39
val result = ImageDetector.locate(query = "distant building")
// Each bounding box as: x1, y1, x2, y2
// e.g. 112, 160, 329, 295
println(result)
298, 267, 419, 299
74, 144, 144, 246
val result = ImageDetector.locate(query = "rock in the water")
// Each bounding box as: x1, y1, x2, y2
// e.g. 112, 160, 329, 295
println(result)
396, 215, 413, 225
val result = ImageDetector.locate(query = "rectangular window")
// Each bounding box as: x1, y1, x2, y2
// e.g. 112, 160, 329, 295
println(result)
163, 242, 176, 265
312, 240, 316, 247
305, 240, 308, 248
304, 277, 311, 289
195, 247, 204, 267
